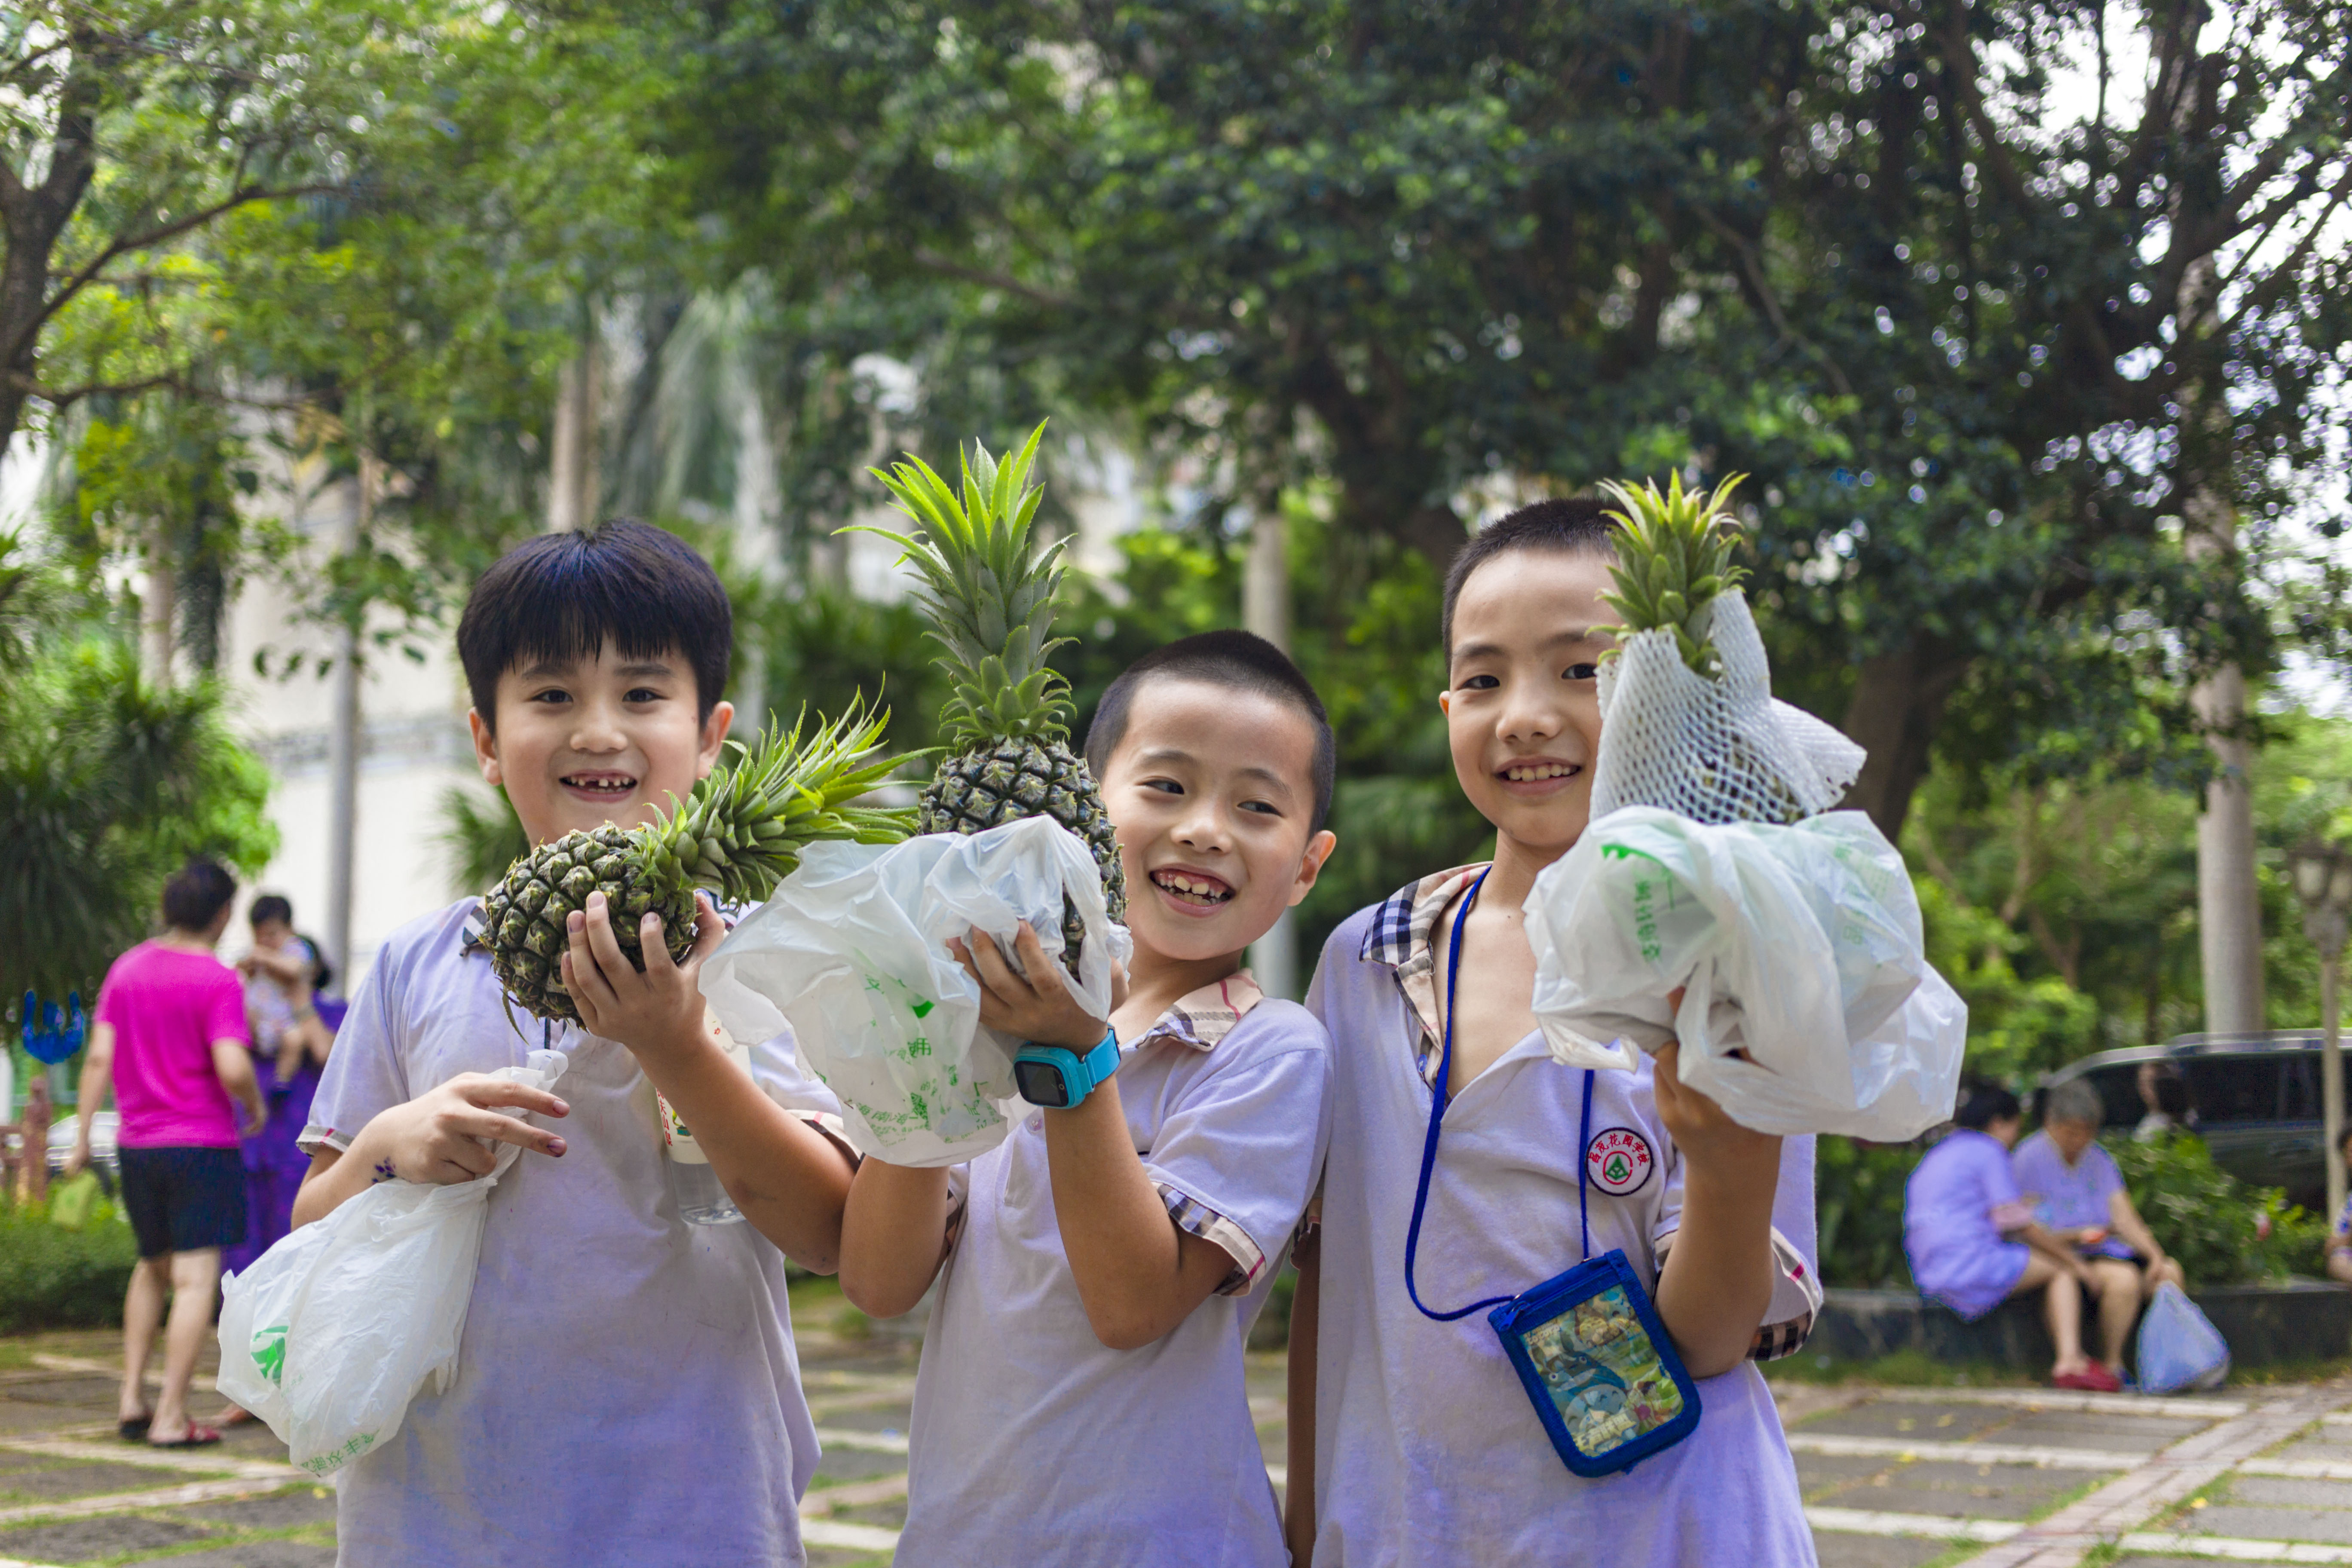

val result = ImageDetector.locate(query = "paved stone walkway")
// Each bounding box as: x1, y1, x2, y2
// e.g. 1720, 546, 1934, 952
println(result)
1787, 1377, 2352, 1566
4, 1306, 2346, 1565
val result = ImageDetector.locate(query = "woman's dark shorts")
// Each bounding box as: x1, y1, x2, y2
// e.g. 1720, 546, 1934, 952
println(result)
118, 1146, 248, 1259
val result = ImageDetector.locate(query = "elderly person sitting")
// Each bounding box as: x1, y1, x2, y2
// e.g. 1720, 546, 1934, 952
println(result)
1906, 1084, 2123, 1391
2013, 1078, 2186, 1387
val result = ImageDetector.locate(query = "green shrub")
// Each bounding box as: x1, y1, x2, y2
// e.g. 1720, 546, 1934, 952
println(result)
1818, 1137, 1924, 1288
0, 1194, 137, 1332
2109, 1133, 2326, 1286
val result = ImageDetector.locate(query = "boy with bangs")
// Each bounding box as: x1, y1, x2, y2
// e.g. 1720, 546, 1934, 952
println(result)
293, 521, 859, 1567
839, 629, 1337, 1568
1287, 499, 1822, 1566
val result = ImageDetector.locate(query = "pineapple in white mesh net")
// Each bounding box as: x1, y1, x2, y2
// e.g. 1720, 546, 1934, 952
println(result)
1589, 472, 1862, 826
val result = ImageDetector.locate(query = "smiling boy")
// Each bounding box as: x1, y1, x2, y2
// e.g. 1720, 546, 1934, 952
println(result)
293, 521, 858, 1567
839, 630, 1337, 1567
1287, 499, 1821, 1566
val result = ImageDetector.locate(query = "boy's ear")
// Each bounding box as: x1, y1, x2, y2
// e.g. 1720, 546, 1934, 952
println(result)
467, 709, 502, 786
1437, 688, 1453, 716
695, 699, 736, 778
1286, 828, 1339, 910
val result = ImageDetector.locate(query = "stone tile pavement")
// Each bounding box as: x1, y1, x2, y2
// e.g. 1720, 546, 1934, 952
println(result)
1789, 1377, 2352, 1566
6, 1302, 2349, 1565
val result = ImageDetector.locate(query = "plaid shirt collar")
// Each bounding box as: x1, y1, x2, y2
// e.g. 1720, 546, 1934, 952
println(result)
1128, 970, 1265, 1056
1361, 863, 1489, 1087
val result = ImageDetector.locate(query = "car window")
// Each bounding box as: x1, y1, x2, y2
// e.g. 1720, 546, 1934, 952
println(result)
2081, 1066, 2143, 1129
2283, 1056, 2318, 1121
2182, 1057, 2285, 1124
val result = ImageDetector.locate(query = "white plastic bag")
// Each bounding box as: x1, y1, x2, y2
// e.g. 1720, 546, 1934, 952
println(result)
701, 815, 1127, 1167
1590, 588, 1865, 825
216, 1049, 565, 1476
1527, 806, 1964, 1139
2136, 1280, 2230, 1393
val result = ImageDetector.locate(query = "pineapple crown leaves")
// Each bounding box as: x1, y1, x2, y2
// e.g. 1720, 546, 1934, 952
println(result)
635, 696, 920, 904
845, 420, 1075, 746
1595, 470, 1751, 680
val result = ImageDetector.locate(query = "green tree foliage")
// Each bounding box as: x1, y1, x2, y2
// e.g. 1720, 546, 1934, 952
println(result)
0, 539, 276, 998
702, 0, 2352, 840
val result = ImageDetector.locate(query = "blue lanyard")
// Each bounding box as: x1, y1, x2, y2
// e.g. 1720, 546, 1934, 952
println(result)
1405, 867, 1596, 1322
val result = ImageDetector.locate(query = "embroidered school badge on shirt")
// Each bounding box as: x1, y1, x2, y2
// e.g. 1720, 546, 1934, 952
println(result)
1584, 1127, 1655, 1197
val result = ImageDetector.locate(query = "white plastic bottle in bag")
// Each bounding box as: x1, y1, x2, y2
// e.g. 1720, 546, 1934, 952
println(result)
659, 1009, 750, 1226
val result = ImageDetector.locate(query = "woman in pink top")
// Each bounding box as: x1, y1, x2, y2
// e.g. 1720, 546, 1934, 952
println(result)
66, 860, 265, 1449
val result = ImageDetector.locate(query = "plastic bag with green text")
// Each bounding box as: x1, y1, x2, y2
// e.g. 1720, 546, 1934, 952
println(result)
1526, 806, 1964, 1139
701, 816, 1127, 1167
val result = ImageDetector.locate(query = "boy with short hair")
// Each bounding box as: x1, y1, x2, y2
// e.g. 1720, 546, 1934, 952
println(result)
839, 628, 1338, 1567
293, 521, 858, 1567
1288, 499, 1823, 1565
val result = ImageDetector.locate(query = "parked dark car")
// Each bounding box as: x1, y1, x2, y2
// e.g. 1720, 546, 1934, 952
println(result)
2041, 1032, 2348, 1213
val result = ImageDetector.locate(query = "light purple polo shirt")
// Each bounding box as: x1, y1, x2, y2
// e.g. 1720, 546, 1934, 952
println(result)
300, 897, 842, 1568
1302, 888, 1820, 1568
897, 973, 1329, 1568
2011, 1131, 2134, 1259
1905, 1128, 2033, 1319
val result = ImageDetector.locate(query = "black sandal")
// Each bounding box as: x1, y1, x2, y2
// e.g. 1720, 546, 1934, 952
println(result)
117, 1414, 153, 1441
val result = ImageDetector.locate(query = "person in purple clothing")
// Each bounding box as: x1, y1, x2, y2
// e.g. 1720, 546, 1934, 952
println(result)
223, 896, 338, 1277
2011, 1078, 2184, 1387
1905, 1084, 2120, 1390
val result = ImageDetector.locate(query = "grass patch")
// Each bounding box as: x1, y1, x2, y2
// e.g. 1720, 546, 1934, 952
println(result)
1763, 1348, 2039, 1387
2227, 1355, 2352, 1387
2146, 1472, 2235, 1530
2025, 1471, 2110, 1523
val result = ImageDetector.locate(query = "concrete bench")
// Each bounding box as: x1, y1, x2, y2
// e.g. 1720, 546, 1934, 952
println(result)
1811, 1281, 2352, 1372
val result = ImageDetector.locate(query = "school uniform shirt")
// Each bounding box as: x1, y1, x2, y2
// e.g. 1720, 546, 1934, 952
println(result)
1905, 1129, 2034, 1320
894, 972, 1329, 1568
299, 897, 850, 1568
2011, 1131, 2135, 1260
1303, 869, 1823, 1568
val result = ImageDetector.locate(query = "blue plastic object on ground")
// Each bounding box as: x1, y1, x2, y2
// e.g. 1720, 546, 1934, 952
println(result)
20, 991, 84, 1064
2136, 1280, 2231, 1394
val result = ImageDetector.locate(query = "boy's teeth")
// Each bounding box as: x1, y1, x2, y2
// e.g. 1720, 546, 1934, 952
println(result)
1152, 870, 1231, 903
1504, 763, 1574, 782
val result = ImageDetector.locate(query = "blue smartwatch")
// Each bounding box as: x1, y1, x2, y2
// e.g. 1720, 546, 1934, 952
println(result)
1013, 1026, 1121, 1109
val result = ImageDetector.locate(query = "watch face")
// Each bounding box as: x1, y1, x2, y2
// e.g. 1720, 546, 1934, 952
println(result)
1014, 1058, 1073, 1108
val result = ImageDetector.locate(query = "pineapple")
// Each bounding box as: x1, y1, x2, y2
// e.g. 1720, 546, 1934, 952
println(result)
482, 702, 914, 1022
1595, 470, 1749, 680
854, 422, 1127, 956
1596, 470, 1805, 826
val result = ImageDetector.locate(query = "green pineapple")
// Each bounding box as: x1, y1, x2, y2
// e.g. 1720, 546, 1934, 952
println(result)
1596, 470, 1805, 825
854, 421, 1127, 955
482, 702, 914, 1022
1595, 470, 1749, 679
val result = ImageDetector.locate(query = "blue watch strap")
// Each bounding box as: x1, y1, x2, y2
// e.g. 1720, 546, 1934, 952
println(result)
1015, 1026, 1121, 1107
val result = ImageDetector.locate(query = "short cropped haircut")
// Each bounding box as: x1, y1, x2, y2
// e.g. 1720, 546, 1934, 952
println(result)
1082, 629, 1336, 832
1441, 497, 1617, 654
457, 520, 731, 731
2043, 1078, 2104, 1128
162, 858, 237, 931
249, 894, 293, 928
1953, 1083, 2022, 1131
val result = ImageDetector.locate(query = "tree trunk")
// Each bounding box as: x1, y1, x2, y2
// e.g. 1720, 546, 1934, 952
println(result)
546, 325, 602, 532
1244, 488, 1298, 999
325, 450, 374, 989
1838, 639, 1972, 842
2191, 655, 2264, 1033
140, 517, 175, 689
